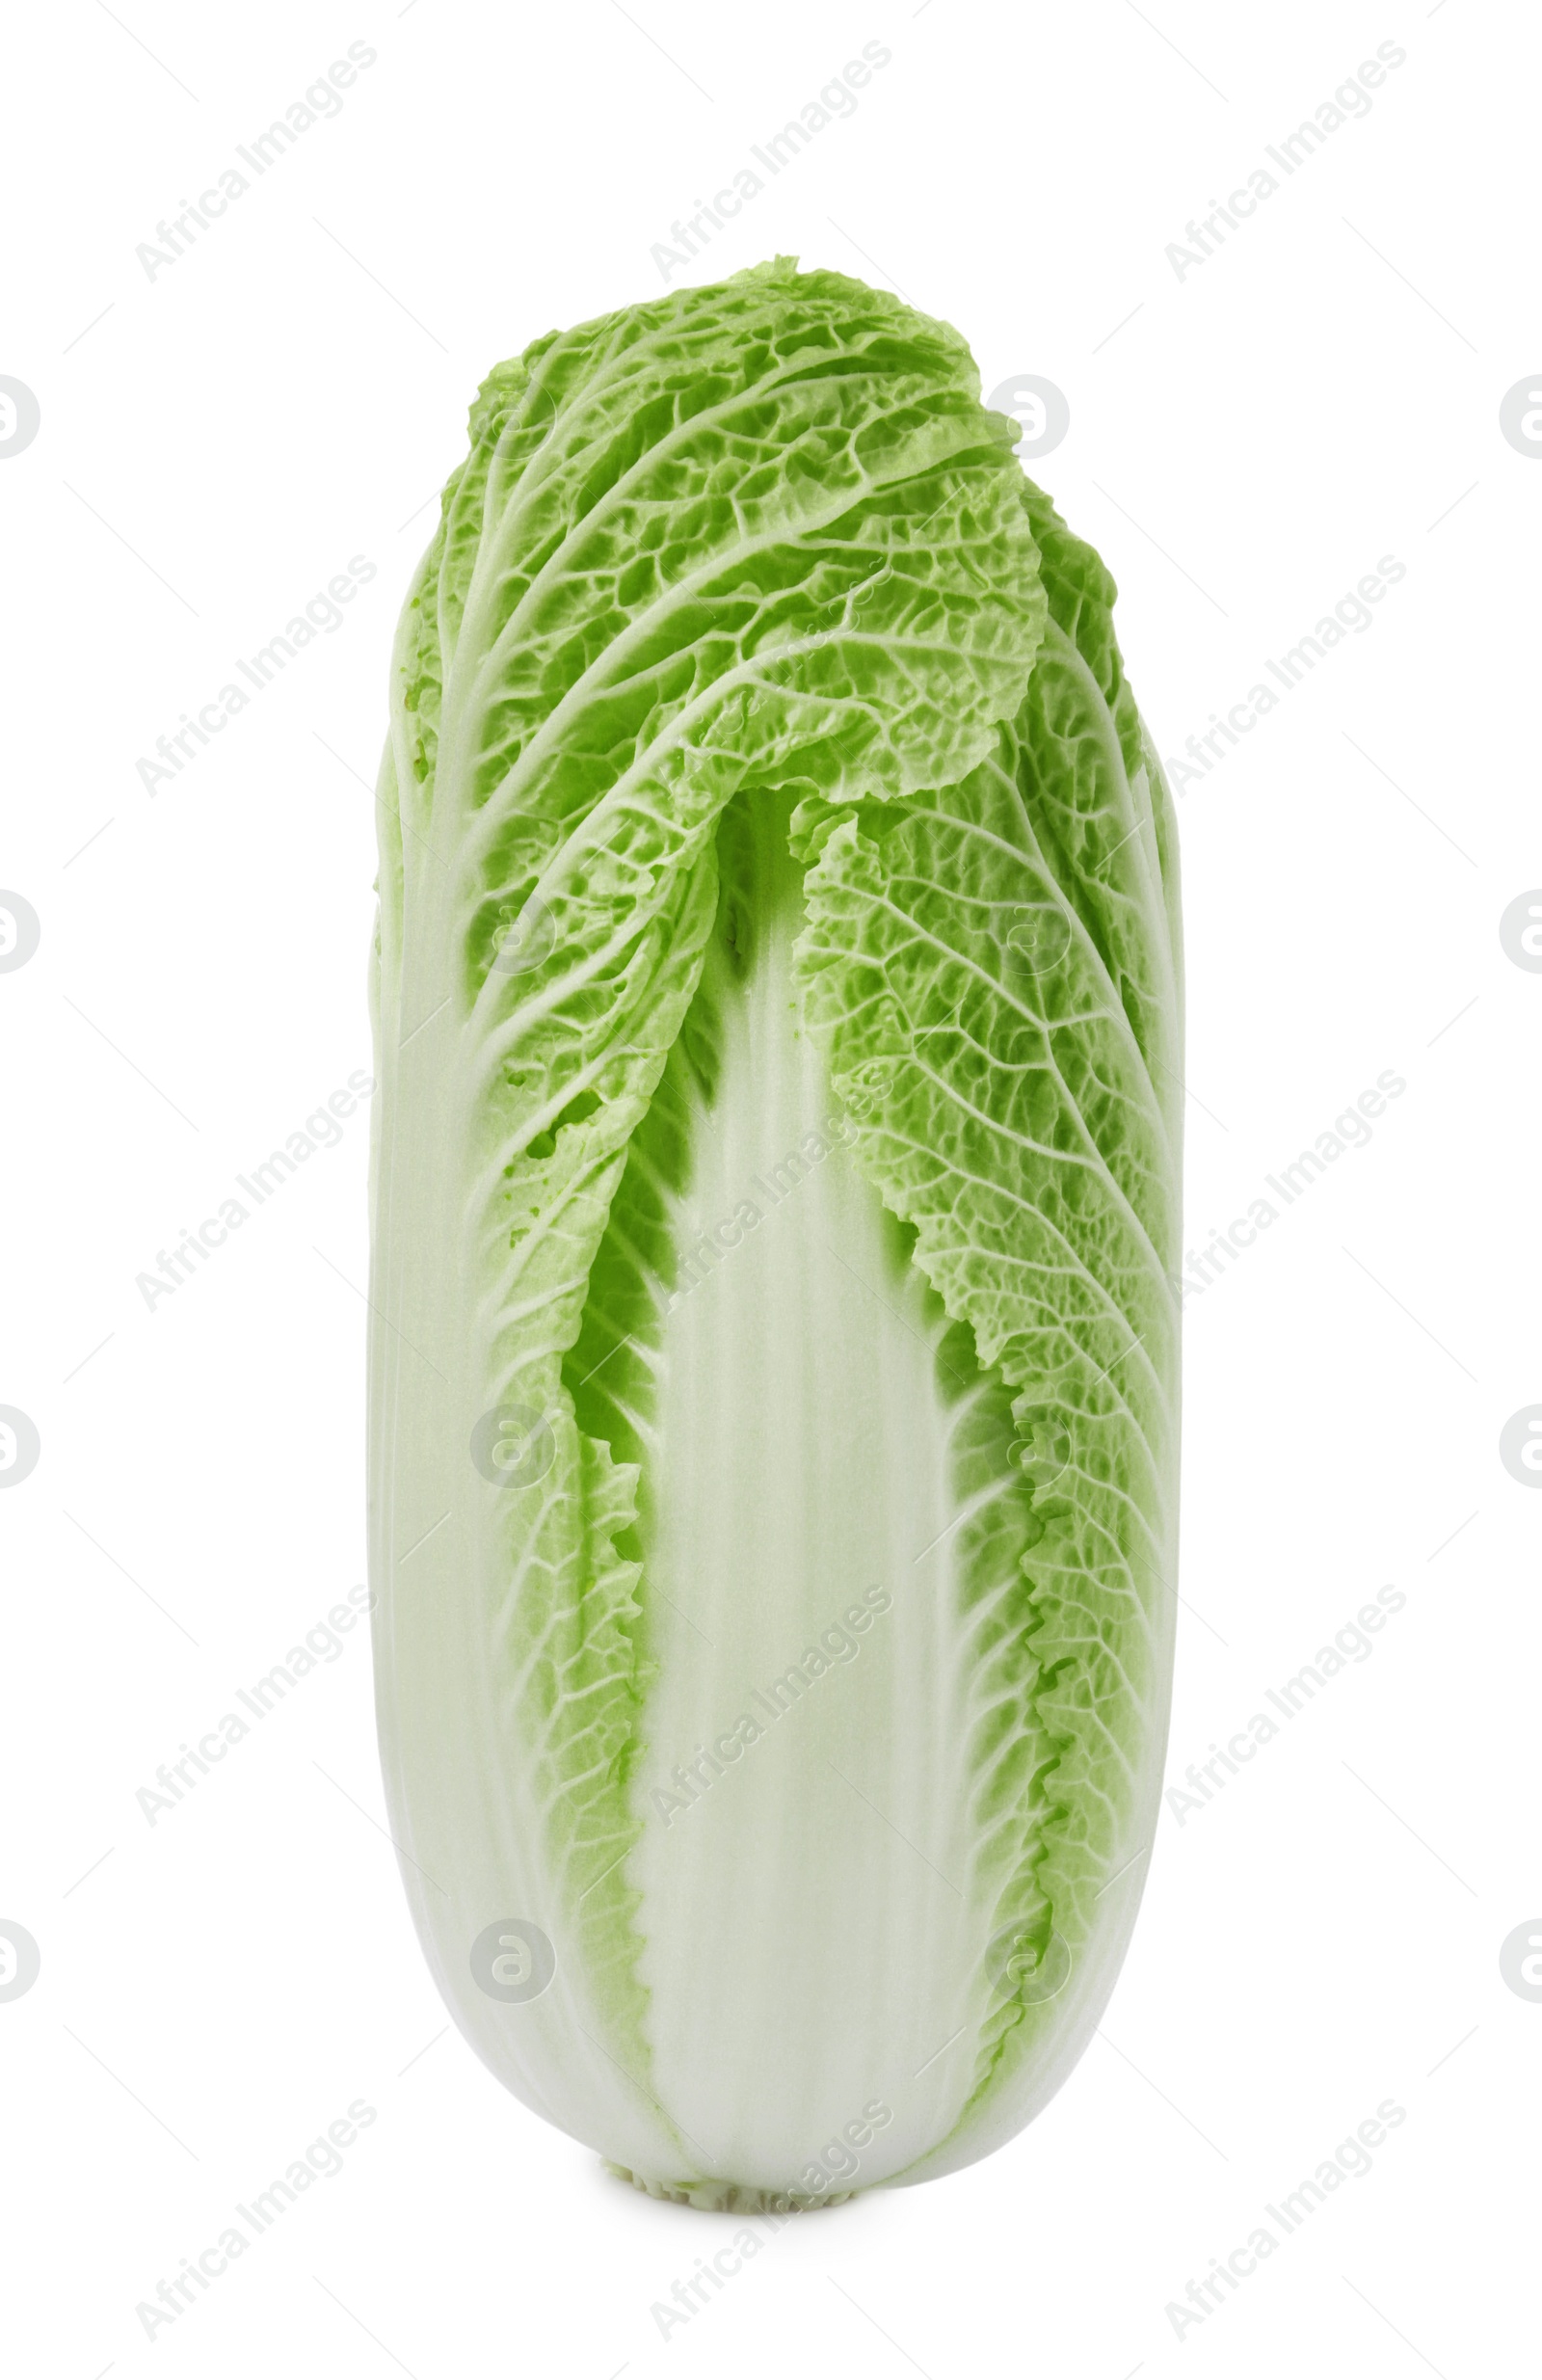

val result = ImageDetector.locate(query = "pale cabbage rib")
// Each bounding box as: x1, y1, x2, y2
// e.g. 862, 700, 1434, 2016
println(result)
791, 482, 1180, 2165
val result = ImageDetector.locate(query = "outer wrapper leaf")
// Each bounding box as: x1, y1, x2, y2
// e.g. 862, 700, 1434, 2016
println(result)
368, 261, 1059, 2188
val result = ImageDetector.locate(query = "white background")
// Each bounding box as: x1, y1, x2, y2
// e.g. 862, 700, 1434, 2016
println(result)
3, 1, 1536, 2373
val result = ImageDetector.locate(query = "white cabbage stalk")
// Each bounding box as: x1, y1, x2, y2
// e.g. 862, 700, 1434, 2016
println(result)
367, 259, 1182, 2206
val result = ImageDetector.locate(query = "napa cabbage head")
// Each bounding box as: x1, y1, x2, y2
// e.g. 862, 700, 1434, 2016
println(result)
366, 256, 1182, 2207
